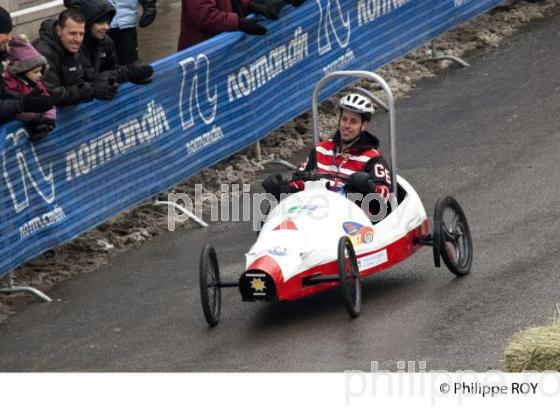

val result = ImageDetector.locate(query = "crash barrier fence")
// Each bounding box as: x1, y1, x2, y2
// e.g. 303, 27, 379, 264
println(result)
0, 0, 503, 286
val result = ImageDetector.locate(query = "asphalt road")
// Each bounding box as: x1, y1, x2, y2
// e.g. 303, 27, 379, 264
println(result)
1, 12, 560, 372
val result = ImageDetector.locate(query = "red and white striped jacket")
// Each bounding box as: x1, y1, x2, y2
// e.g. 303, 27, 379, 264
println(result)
291, 130, 392, 199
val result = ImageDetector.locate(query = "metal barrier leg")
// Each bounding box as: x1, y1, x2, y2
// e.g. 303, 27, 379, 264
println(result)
259, 159, 298, 170
418, 40, 470, 68
0, 272, 52, 302
152, 196, 209, 227
253, 139, 298, 170
255, 141, 263, 162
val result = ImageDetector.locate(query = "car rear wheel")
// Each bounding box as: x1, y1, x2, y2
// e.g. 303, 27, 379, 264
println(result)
199, 243, 221, 326
433, 196, 473, 276
338, 236, 361, 318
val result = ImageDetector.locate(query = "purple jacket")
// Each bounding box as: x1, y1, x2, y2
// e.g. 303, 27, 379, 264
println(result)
2, 71, 56, 123
178, 0, 250, 51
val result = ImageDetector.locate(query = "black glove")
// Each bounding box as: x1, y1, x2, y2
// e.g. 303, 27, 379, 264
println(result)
26, 120, 55, 142
347, 171, 374, 194
262, 174, 284, 194
138, 0, 157, 28
21, 95, 55, 113
248, 0, 283, 20
238, 17, 268, 35
289, 0, 306, 6
92, 78, 119, 100
126, 64, 154, 84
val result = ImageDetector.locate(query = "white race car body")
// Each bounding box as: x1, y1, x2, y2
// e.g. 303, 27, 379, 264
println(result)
241, 175, 429, 301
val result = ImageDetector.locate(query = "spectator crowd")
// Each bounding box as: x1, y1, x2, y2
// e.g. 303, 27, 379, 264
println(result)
0, 0, 156, 140
178, 0, 305, 50
1, 0, 305, 141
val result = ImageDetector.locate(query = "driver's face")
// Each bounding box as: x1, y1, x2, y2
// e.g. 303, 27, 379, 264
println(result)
339, 110, 368, 144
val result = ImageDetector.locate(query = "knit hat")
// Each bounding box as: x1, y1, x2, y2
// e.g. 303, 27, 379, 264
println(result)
7, 35, 48, 75
0, 7, 13, 34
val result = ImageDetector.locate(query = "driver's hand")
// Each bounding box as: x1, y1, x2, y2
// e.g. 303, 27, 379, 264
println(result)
262, 174, 284, 193
375, 185, 390, 203
288, 171, 306, 191
347, 171, 374, 193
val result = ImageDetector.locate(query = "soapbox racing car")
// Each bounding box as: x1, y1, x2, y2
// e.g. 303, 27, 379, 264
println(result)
198, 71, 473, 326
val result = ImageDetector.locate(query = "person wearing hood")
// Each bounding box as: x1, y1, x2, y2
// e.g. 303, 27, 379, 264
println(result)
177, 0, 306, 51
1, 7, 54, 124
3, 35, 57, 140
33, 7, 119, 106
64, 0, 153, 85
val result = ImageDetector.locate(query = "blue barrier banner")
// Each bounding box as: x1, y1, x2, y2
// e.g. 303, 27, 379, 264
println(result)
0, 0, 501, 277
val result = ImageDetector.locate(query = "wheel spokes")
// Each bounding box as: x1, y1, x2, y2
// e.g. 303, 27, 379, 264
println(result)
443, 216, 469, 266
207, 262, 219, 312
442, 212, 460, 242
456, 223, 468, 266
433, 197, 472, 276
442, 227, 456, 243
344, 244, 358, 303
450, 213, 459, 233
445, 242, 456, 261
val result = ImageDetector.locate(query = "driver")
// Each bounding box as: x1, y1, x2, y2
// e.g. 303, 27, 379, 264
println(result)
263, 93, 392, 208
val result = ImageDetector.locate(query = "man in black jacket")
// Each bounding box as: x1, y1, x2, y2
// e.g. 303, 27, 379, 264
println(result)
64, 0, 153, 85
34, 8, 118, 106
1, 7, 54, 123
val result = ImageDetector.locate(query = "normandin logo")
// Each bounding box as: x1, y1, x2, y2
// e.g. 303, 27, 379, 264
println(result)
178, 53, 218, 130
316, 0, 351, 55
2, 128, 55, 213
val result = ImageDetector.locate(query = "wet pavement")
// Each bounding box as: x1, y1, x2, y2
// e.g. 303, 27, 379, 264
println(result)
1, 12, 560, 371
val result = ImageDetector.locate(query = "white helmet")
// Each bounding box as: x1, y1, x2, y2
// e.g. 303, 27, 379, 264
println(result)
338, 93, 375, 120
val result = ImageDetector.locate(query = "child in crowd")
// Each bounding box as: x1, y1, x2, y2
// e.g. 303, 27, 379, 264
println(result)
3, 35, 56, 141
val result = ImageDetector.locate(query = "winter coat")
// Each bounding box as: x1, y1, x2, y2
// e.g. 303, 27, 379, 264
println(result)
64, 0, 116, 28
65, 0, 127, 81
178, 0, 251, 50
0, 50, 22, 124
2, 71, 56, 123
33, 19, 94, 106
108, 0, 139, 29
3, 36, 56, 122
80, 35, 126, 82
295, 130, 392, 192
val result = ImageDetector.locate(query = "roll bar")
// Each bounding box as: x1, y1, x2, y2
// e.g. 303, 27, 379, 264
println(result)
311, 71, 398, 196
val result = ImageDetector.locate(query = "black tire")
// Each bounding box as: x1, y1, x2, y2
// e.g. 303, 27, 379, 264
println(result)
432, 206, 442, 268
257, 201, 271, 237
433, 196, 473, 276
338, 236, 361, 318
199, 244, 221, 326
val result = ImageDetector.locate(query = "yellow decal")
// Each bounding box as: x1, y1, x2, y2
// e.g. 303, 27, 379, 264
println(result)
250, 278, 266, 292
